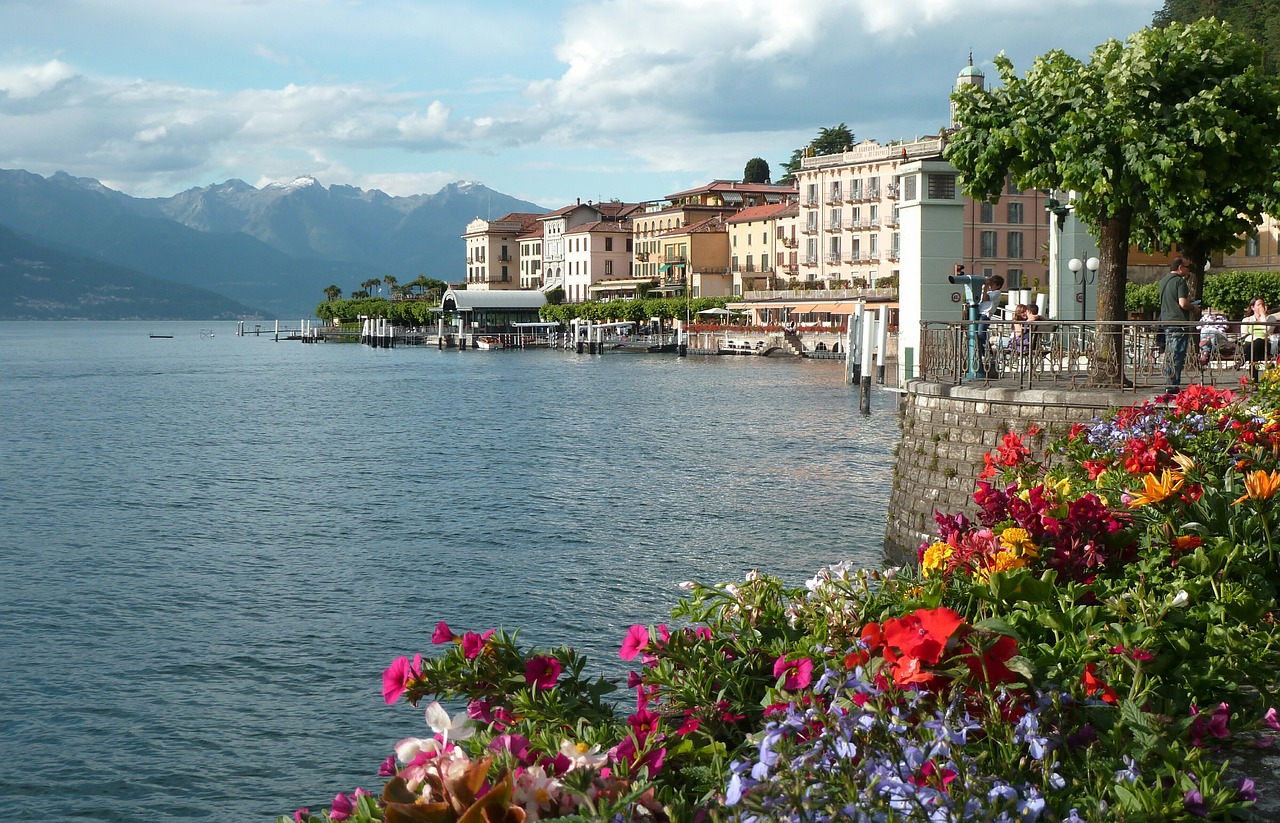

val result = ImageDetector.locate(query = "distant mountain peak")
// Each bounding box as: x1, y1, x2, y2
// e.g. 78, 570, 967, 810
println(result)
265, 175, 322, 191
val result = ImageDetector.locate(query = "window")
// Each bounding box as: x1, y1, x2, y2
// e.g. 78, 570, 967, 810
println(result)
903, 175, 917, 200
1006, 175, 1021, 195
870, 205, 879, 225
806, 237, 818, 263
1007, 202, 1024, 224
829, 236, 841, 258
605, 237, 613, 251
626, 238, 633, 251
1006, 268, 1023, 289
981, 230, 997, 258
851, 238, 861, 260
829, 207, 842, 230
1007, 231, 1024, 259
806, 183, 817, 204
762, 232, 767, 245
806, 211, 818, 231
852, 206, 861, 226
605, 260, 613, 275
927, 173, 956, 200
761, 255, 769, 271
747, 232, 752, 246
831, 182, 841, 201
868, 176, 879, 197
869, 234, 879, 256
732, 255, 739, 272
1247, 235, 1261, 256
501, 265, 509, 281
980, 203, 994, 223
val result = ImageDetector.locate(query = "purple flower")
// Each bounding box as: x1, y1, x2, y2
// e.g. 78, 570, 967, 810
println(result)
330, 792, 354, 822
1184, 789, 1207, 817
1238, 777, 1258, 803
377, 755, 396, 777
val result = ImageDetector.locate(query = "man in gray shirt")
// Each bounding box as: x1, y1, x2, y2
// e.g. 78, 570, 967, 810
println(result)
1157, 257, 1192, 394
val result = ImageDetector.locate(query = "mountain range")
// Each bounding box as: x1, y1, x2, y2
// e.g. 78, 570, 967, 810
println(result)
0, 169, 548, 319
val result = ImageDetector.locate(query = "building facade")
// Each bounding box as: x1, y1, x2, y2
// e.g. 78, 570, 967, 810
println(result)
462, 212, 545, 291
518, 223, 544, 290
563, 220, 634, 303
727, 202, 797, 295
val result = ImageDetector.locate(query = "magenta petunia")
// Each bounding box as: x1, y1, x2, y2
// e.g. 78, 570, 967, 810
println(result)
294, 809, 309, 823
432, 621, 456, 644
462, 632, 486, 659
619, 625, 649, 660
524, 655, 562, 690
381, 654, 421, 705
378, 756, 396, 777
329, 793, 354, 822
489, 732, 532, 763
772, 655, 814, 691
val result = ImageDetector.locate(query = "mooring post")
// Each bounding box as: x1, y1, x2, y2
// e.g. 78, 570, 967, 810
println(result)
859, 312, 875, 415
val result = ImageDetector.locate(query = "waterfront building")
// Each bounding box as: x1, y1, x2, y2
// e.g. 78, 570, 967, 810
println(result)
518, 222, 544, 290
563, 220, 634, 303
726, 202, 798, 296
538, 200, 641, 295
462, 212, 545, 291
646, 215, 732, 299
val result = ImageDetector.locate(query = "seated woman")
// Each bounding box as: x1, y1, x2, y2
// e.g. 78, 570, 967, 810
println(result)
1007, 304, 1031, 354
1240, 296, 1274, 365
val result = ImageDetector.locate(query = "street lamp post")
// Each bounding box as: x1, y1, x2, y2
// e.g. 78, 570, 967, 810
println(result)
1067, 256, 1100, 321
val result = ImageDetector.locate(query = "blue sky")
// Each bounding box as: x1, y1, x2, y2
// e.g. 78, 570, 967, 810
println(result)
0, 0, 1159, 207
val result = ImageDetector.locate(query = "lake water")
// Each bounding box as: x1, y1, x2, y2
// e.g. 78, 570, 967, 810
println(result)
0, 321, 899, 821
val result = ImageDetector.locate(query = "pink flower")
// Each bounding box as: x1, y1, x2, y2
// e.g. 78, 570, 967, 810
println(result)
676, 714, 701, 736
467, 699, 494, 723
620, 625, 649, 660
772, 655, 814, 691
524, 655, 562, 690
294, 809, 309, 823
378, 756, 396, 777
381, 653, 421, 705
490, 733, 533, 763
330, 793, 354, 822
462, 629, 494, 659
1266, 707, 1280, 731
694, 627, 712, 641
432, 621, 456, 644
657, 624, 671, 644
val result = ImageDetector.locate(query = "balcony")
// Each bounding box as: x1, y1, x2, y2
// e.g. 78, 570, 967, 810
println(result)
802, 197, 819, 207
636, 252, 649, 262
825, 253, 842, 265
801, 224, 819, 235
845, 219, 861, 231
867, 188, 881, 200
664, 254, 686, 264
887, 183, 901, 199
825, 222, 842, 232
802, 256, 819, 267
498, 254, 512, 262
825, 192, 842, 205
780, 236, 797, 248
844, 188, 860, 203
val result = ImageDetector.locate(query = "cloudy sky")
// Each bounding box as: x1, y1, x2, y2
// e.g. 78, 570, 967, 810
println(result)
1, 0, 1158, 207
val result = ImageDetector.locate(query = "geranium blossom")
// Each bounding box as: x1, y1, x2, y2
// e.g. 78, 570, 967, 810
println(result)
772, 655, 814, 690
381, 653, 422, 705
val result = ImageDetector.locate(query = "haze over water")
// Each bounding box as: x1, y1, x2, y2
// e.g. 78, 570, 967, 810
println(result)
0, 321, 898, 821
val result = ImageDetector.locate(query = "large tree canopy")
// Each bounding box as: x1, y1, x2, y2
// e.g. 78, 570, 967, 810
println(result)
742, 157, 771, 184
946, 19, 1280, 331
1155, 0, 1280, 73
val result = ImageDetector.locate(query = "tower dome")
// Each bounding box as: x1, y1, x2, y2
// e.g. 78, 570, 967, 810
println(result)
950, 53, 984, 129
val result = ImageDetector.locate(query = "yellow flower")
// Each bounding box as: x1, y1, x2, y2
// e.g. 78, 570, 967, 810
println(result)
1127, 469, 1185, 507
1233, 469, 1280, 506
921, 542, 954, 577
1171, 452, 1196, 474
974, 550, 1027, 582
998, 527, 1040, 559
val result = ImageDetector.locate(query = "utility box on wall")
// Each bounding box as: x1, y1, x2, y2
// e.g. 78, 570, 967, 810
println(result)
896, 159, 965, 386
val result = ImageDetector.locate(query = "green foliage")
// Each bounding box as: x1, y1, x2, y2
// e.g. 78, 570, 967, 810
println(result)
540, 296, 728, 325
741, 157, 770, 184
1125, 281, 1160, 314
947, 19, 1280, 322
1201, 270, 1280, 316
1155, 0, 1280, 74
314, 297, 441, 325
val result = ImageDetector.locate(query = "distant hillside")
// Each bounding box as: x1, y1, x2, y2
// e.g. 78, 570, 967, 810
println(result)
0, 223, 257, 320
0, 169, 549, 318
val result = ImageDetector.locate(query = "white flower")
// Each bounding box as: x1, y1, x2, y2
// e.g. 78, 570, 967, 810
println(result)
424, 701, 474, 742
677, 580, 696, 590
828, 560, 853, 579
724, 583, 740, 597
882, 566, 901, 581
394, 735, 443, 764
559, 738, 607, 771
744, 569, 761, 582
512, 765, 562, 819
1170, 590, 1190, 608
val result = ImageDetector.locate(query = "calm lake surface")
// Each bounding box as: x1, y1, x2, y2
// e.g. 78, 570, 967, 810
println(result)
0, 321, 899, 821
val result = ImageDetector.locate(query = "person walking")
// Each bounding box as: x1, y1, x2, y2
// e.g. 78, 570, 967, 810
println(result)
1157, 257, 1193, 394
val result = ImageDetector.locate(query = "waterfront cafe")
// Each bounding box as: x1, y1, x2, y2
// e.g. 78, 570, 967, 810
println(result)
440, 287, 547, 333
731, 296, 898, 330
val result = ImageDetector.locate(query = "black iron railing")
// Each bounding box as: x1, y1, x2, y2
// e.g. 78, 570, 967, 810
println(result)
919, 319, 1270, 391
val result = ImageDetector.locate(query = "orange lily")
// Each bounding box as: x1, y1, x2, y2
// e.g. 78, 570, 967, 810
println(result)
1233, 469, 1280, 506
1127, 469, 1185, 507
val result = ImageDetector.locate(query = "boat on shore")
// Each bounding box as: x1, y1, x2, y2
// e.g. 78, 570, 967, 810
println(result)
149, 334, 173, 339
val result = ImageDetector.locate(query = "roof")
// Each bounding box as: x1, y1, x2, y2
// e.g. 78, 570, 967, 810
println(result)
657, 216, 725, 238
441, 288, 547, 312
516, 222, 545, 240
665, 180, 797, 200
726, 202, 793, 225
565, 219, 631, 235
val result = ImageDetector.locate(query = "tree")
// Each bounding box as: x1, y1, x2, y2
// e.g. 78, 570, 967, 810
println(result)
777, 123, 856, 185
1155, 1, 1280, 74
384, 274, 399, 296
323, 284, 342, 302
743, 158, 771, 184
361, 278, 382, 297
946, 20, 1280, 381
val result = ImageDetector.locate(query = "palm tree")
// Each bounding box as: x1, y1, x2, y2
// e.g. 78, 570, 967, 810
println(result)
323, 284, 342, 302
384, 275, 399, 297
361, 278, 381, 297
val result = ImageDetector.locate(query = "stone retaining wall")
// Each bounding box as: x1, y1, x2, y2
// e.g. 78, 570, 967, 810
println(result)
884, 381, 1133, 564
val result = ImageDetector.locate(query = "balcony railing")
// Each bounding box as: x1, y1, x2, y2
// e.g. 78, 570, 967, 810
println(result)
802, 256, 819, 266
825, 222, 841, 232
887, 183, 901, 199
844, 189, 861, 203
825, 253, 842, 265
919, 318, 1255, 392
802, 224, 819, 235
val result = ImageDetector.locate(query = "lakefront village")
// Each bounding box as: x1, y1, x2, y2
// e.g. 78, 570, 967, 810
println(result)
283, 14, 1280, 823
9, 3, 1280, 822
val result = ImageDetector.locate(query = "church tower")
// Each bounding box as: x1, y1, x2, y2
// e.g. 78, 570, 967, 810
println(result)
950, 52, 985, 129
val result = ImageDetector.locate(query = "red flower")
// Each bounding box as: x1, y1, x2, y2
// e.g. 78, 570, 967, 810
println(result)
883, 607, 964, 665
861, 622, 884, 652
1082, 663, 1118, 704
961, 634, 1020, 686
524, 655, 562, 690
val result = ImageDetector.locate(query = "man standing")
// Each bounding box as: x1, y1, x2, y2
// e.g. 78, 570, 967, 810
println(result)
1158, 257, 1193, 394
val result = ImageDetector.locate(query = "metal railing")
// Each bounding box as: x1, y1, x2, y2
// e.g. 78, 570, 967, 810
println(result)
919, 318, 1265, 391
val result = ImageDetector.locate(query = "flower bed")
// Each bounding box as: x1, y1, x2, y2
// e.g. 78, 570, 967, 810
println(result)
284, 371, 1280, 822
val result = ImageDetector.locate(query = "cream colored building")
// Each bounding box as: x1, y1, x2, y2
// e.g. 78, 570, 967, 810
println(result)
726, 202, 798, 295
462, 212, 545, 290
517, 223, 544, 290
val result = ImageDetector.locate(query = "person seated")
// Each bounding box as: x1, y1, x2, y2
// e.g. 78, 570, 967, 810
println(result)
1025, 303, 1045, 323
1007, 304, 1031, 354
1240, 296, 1274, 365
1198, 306, 1229, 365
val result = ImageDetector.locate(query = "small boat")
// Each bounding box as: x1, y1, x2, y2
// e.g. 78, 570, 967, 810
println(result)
475, 336, 502, 351
149, 334, 173, 339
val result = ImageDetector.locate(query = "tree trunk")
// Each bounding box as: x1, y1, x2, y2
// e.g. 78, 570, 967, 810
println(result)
1180, 234, 1210, 304
1089, 209, 1132, 387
